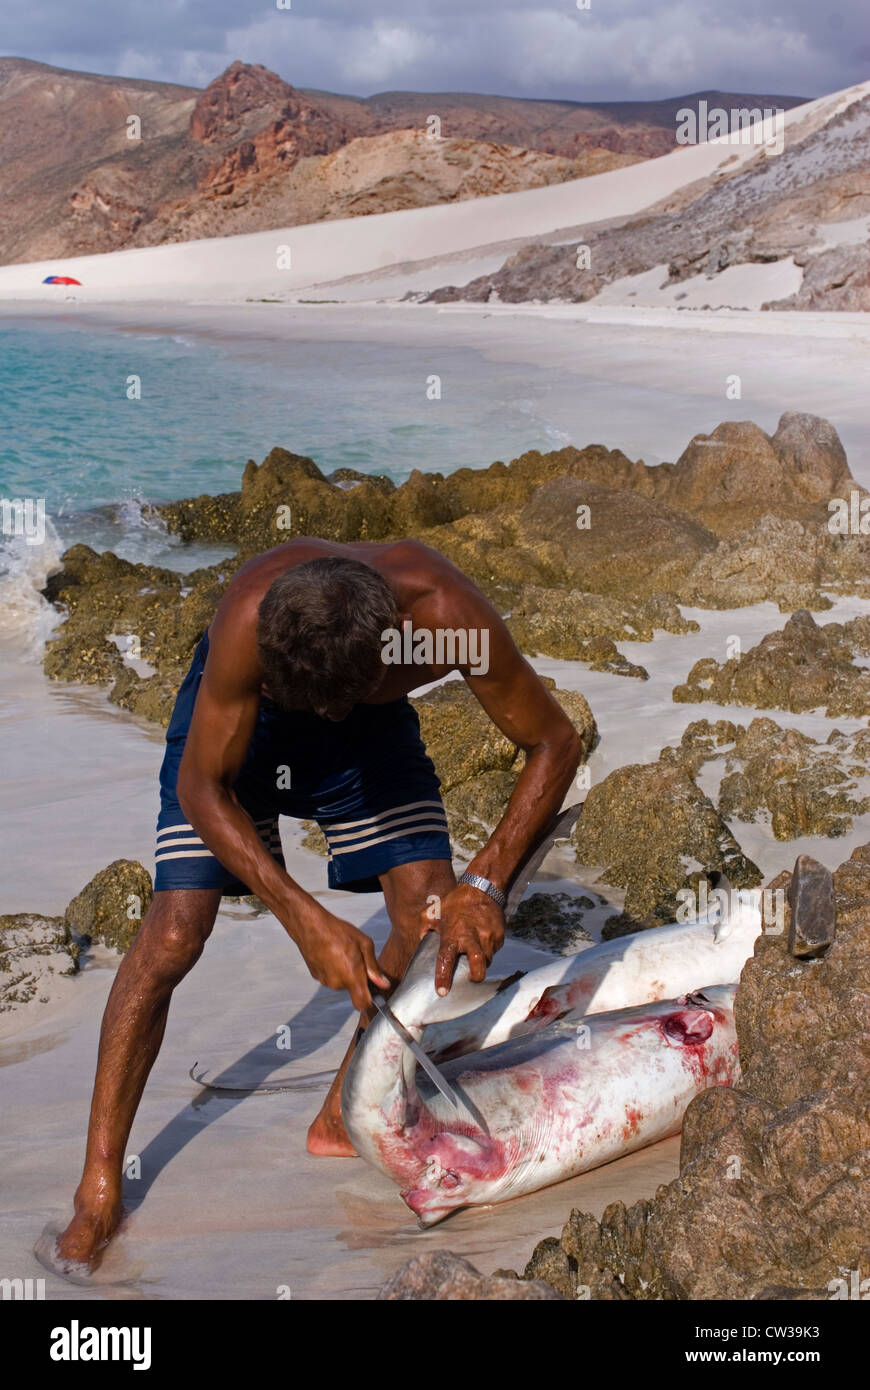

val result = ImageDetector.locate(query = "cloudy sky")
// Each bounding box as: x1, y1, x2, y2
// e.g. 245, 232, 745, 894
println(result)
4, 0, 869, 100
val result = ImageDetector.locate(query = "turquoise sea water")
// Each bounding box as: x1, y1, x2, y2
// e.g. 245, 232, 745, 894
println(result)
0, 318, 579, 561
0, 315, 594, 646
5, 312, 866, 649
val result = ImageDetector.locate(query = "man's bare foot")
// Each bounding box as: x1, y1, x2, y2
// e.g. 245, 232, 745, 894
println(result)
306, 1103, 358, 1157
54, 1195, 123, 1273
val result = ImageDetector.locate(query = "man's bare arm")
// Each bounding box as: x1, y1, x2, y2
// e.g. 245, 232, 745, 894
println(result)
464, 616, 582, 887
420, 577, 583, 992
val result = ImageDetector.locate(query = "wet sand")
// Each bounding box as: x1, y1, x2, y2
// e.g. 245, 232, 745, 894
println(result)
12, 903, 684, 1301
0, 651, 683, 1300
4, 589, 870, 1298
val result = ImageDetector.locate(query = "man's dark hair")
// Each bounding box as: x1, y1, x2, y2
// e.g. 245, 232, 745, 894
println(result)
257, 557, 398, 717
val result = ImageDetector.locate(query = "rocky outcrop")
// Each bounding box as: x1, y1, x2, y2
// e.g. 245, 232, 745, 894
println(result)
39, 415, 870, 726
522, 845, 870, 1299
673, 609, 870, 717
662, 717, 870, 841
378, 1250, 564, 1300
655, 418, 853, 534
189, 61, 344, 158
765, 241, 870, 311
571, 761, 761, 932
413, 679, 596, 857
507, 586, 697, 673
147, 415, 865, 602
64, 860, 154, 953
0, 914, 79, 1013
42, 543, 232, 726
153, 415, 860, 559
425, 96, 870, 314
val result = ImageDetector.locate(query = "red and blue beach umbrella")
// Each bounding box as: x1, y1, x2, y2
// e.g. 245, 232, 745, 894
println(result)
43, 275, 82, 285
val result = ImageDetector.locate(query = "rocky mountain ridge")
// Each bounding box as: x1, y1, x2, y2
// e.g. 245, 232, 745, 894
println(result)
0, 56, 804, 263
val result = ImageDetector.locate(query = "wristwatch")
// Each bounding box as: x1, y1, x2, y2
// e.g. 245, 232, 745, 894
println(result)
458, 871, 507, 912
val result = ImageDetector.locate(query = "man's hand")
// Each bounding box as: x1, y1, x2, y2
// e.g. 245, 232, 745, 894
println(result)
429, 882, 505, 996
295, 906, 390, 1012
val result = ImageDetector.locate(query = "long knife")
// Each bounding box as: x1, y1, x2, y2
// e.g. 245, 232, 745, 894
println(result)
369, 802, 583, 1117
371, 993, 463, 1112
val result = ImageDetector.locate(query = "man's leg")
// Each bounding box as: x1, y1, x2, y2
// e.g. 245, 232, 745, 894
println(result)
55, 887, 222, 1269
306, 857, 456, 1157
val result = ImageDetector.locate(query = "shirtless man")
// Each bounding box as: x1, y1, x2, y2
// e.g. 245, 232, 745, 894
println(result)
55, 539, 582, 1268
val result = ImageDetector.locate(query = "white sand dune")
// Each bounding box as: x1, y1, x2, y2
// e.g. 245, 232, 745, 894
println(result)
1, 81, 868, 306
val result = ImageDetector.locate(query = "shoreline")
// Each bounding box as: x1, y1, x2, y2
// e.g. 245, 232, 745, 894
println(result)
6, 294, 870, 337
5, 300, 870, 487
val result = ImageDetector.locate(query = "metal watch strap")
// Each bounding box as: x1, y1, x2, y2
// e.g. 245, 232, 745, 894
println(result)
458, 871, 507, 911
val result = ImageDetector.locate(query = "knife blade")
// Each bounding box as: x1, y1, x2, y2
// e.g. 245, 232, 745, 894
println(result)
368, 802, 583, 1122
372, 993, 463, 1112
504, 801, 583, 920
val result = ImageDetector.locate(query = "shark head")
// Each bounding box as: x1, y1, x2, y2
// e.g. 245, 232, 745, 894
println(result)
400, 1126, 510, 1226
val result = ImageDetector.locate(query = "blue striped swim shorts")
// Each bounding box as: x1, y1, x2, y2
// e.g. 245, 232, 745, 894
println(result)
154, 631, 452, 895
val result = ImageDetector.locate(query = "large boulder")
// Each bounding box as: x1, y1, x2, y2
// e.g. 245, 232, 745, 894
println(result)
571, 761, 761, 931
516, 478, 717, 598
769, 412, 853, 501
64, 860, 154, 953
735, 850, 870, 1106
654, 417, 852, 535
378, 1250, 564, 1300
658, 421, 790, 528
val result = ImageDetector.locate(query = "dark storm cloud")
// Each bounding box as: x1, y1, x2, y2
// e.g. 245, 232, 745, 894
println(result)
2, 0, 869, 99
